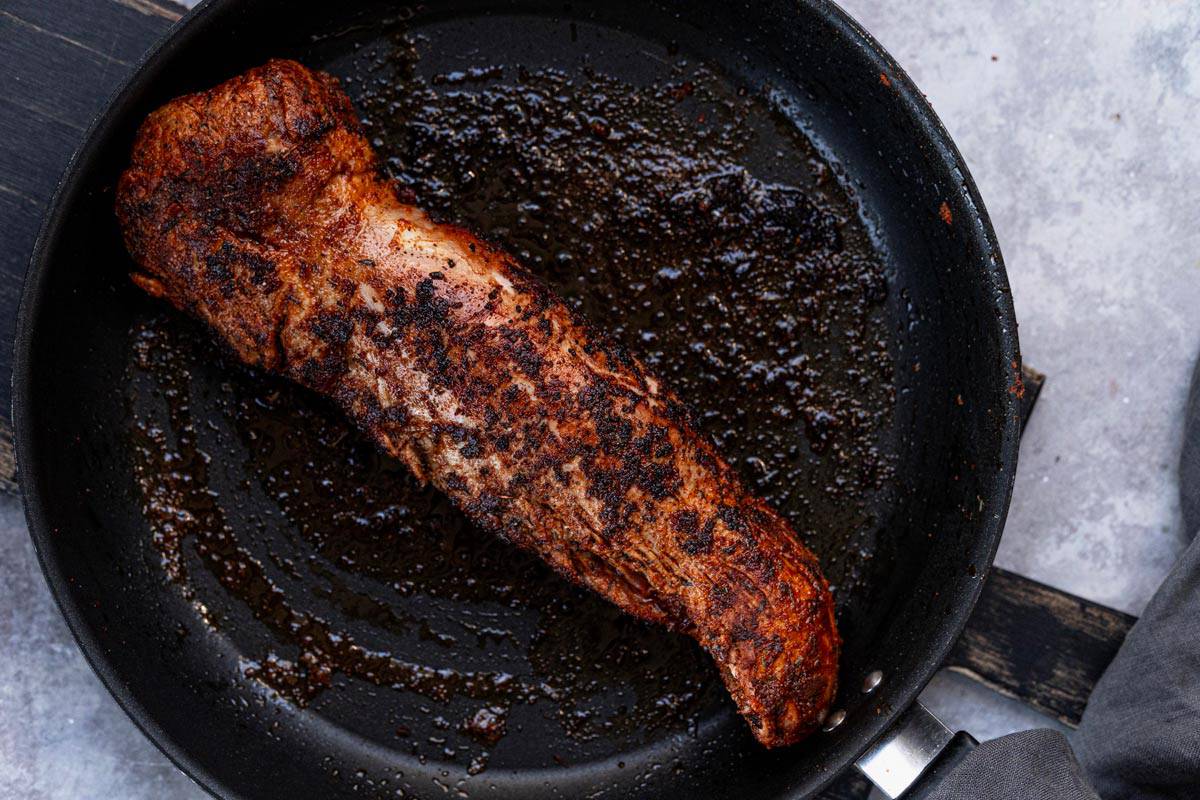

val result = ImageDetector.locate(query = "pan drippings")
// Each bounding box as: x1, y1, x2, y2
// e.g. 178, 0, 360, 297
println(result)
127, 38, 893, 773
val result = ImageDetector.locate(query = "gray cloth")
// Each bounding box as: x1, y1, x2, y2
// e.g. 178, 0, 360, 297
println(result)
926, 730, 1099, 800
1074, 536, 1200, 799
926, 354, 1200, 800
1181, 354, 1200, 536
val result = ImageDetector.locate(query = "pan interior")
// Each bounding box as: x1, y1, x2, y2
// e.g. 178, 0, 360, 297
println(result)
18, 2, 1018, 799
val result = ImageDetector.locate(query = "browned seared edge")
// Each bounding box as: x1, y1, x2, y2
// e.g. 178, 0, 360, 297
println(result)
115, 59, 839, 747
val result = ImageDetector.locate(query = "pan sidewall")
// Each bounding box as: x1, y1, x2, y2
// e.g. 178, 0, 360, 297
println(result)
13, 1, 1021, 798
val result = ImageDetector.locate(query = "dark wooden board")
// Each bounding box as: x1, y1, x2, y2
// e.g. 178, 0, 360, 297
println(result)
0, 0, 183, 489
1019, 364, 1045, 429
946, 566, 1136, 727
0, 0, 183, 374
0, 3, 1138, 798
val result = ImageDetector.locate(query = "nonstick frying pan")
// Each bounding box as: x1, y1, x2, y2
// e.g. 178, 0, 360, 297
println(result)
14, 1, 1021, 798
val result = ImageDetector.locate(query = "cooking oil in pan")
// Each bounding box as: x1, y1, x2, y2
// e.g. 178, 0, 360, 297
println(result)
127, 31, 894, 775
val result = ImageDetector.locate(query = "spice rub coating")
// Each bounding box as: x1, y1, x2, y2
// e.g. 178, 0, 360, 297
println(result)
115, 59, 839, 747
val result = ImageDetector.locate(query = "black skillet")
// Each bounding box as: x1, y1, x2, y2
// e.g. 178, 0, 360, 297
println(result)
14, 1, 1021, 798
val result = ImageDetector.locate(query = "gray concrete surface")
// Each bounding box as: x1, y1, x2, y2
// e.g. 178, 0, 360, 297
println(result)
843, 0, 1199, 618
3, 0, 1198, 797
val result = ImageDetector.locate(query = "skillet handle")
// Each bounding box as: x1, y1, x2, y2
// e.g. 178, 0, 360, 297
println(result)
853, 701, 977, 799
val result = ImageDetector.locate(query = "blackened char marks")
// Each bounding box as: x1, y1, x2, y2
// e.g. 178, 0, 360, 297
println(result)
636, 461, 679, 501
413, 277, 450, 323
297, 353, 347, 393
203, 240, 281, 296
717, 504, 748, 536
500, 327, 544, 380
219, 150, 300, 232
204, 243, 237, 296
671, 510, 715, 556
508, 269, 554, 322
576, 378, 683, 537
243, 251, 279, 289
460, 433, 483, 459
359, 42, 896, 608
115, 59, 840, 749
579, 380, 634, 452
308, 310, 353, 345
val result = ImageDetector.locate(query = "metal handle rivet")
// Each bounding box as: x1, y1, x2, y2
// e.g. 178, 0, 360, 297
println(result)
821, 709, 846, 732
862, 670, 883, 693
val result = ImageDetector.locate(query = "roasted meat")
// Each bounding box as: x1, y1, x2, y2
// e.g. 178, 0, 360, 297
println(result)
115, 59, 839, 747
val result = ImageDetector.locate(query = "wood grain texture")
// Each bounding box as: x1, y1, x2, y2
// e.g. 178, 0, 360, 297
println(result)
946, 567, 1136, 727
0, 0, 181, 490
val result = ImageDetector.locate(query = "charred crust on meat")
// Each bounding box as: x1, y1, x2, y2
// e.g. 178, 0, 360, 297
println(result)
114, 58, 840, 750
709, 583, 735, 614
297, 355, 346, 391
717, 504, 748, 534
460, 434, 482, 459
500, 328, 544, 379
308, 310, 353, 345
381, 404, 408, 426
736, 543, 779, 582
204, 242, 237, 297
672, 511, 716, 555
466, 492, 507, 521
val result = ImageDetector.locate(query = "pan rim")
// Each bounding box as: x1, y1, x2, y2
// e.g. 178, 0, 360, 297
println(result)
11, 0, 1021, 798
14, 5, 247, 799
